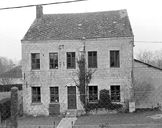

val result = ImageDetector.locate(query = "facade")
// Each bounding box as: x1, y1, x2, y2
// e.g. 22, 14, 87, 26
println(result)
21, 6, 134, 116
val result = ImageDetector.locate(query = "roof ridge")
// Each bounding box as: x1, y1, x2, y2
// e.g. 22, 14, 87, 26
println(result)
43, 9, 127, 16
134, 59, 162, 71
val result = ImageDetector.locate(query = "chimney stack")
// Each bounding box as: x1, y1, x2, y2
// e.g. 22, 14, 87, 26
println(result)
36, 5, 43, 19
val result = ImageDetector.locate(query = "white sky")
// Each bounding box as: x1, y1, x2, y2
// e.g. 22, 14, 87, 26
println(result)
0, 0, 162, 62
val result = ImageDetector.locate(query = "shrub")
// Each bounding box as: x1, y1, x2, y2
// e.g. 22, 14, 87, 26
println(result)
85, 103, 98, 112
98, 89, 112, 109
109, 103, 123, 110
85, 89, 123, 112
0, 84, 22, 92
0, 98, 11, 121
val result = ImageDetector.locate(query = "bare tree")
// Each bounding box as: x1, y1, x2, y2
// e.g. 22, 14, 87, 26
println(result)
0, 78, 14, 85
72, 51, 96, 112
0, 57, 15, 75
0, 60, 21, 85
136, 50, 162, 69
136, 50, 153, 64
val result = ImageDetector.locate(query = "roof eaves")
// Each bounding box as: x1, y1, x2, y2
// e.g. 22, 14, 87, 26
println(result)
21, 35, 134, 42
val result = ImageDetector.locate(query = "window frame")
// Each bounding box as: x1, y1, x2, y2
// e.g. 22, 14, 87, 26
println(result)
88, 51, 97, 68
49, 52, 58, 69
32, 87, 41, 103
67, 52, 76, 69
31, 53, 40, 70
110, 85, 120, 102
110, 50, 120, 68
88, 86, 98, 103
50, 87, 59, 103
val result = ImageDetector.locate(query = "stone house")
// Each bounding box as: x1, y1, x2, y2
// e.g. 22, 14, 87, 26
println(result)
21, 5, 134, 116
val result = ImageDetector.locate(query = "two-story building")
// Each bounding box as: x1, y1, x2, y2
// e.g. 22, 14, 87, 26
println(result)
21, 6, 134, 116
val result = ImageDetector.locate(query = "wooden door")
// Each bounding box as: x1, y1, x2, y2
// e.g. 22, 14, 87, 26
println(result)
67, 86, 77, 109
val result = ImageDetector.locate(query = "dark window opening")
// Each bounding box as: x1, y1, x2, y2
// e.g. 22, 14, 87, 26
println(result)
67, 52, 75, 69
31, 53, 40, 70
50, 87, 59, 103
88, 86, 98, 102
88, 51, 97, 68
110, 85, 120, 102
32, 87, 41, 103
49, 53, 58, 69
110, 51, 120, 67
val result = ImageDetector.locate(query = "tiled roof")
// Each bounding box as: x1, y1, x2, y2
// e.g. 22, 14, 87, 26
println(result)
22, 9, 133, 41
0, 66, 22, 78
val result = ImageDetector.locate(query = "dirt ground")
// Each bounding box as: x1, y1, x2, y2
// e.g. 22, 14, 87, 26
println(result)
74, 111, 162, 128
17, 115, 62, 128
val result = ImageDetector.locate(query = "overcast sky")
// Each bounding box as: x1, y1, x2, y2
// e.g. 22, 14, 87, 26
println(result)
0, 0, 162, 62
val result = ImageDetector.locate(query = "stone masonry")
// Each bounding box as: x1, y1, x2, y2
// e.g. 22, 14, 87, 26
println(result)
22, 37, 134, 115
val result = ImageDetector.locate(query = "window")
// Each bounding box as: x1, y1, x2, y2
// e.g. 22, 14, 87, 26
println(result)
32, 87, 41, 103
49, 53, 58, 69
110, 50, 120, 67
88, 86, 98, 102
67, 52, 75, 69
50, 87, 59, 103
88, 51, 97, 68
31, 53, 40, 70
110, 85, 120, 102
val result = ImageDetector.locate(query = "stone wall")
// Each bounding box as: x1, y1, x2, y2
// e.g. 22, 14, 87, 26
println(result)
22, 37, 134, 115
134, 60, 162, 108
0, 91, 23, 114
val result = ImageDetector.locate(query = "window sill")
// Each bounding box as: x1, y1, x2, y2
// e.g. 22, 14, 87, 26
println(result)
111, 101, 121, 104
110, 67, 120, 68
88, 101, 98, 104
49, 68, 58, 70
31, 102, 42, 106
88, 67, 97, 69
30, 69, 41, 72
67, 68, 76, 69
49, 102, 60, 104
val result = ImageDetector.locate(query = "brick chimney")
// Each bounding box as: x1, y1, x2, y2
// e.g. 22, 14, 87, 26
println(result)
36, 5, 43, 19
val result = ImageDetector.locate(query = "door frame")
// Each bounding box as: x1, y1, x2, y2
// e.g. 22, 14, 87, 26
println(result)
67, 86, 77, 109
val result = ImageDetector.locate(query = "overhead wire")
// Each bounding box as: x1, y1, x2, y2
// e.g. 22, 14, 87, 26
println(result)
135, 41, 162, 43
0, 0, 87, 10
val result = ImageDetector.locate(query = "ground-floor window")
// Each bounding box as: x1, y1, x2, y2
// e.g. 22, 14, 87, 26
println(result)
88, 86, 98, 103
110, 85, 120, 102
50, 87, 59, 103
32, 87, 41, 103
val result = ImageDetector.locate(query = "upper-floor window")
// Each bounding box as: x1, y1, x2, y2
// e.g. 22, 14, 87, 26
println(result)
88, 86, 98, 103
110, 50, 120, 67
67, 52, 75, 69
32, 87, 41, 103
50, 87, 59, 103
31, 53, 40, 70
88, 51, 97, 68
110, 85, 120, 102
49, 53, 58, 69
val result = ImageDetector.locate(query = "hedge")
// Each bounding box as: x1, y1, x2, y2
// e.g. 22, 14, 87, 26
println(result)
0, 98, 11, 121
0, 84, 22, 92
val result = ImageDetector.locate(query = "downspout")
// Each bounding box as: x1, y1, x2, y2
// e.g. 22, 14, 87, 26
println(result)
131, 38, 135, 101
82, 37, 87, 106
